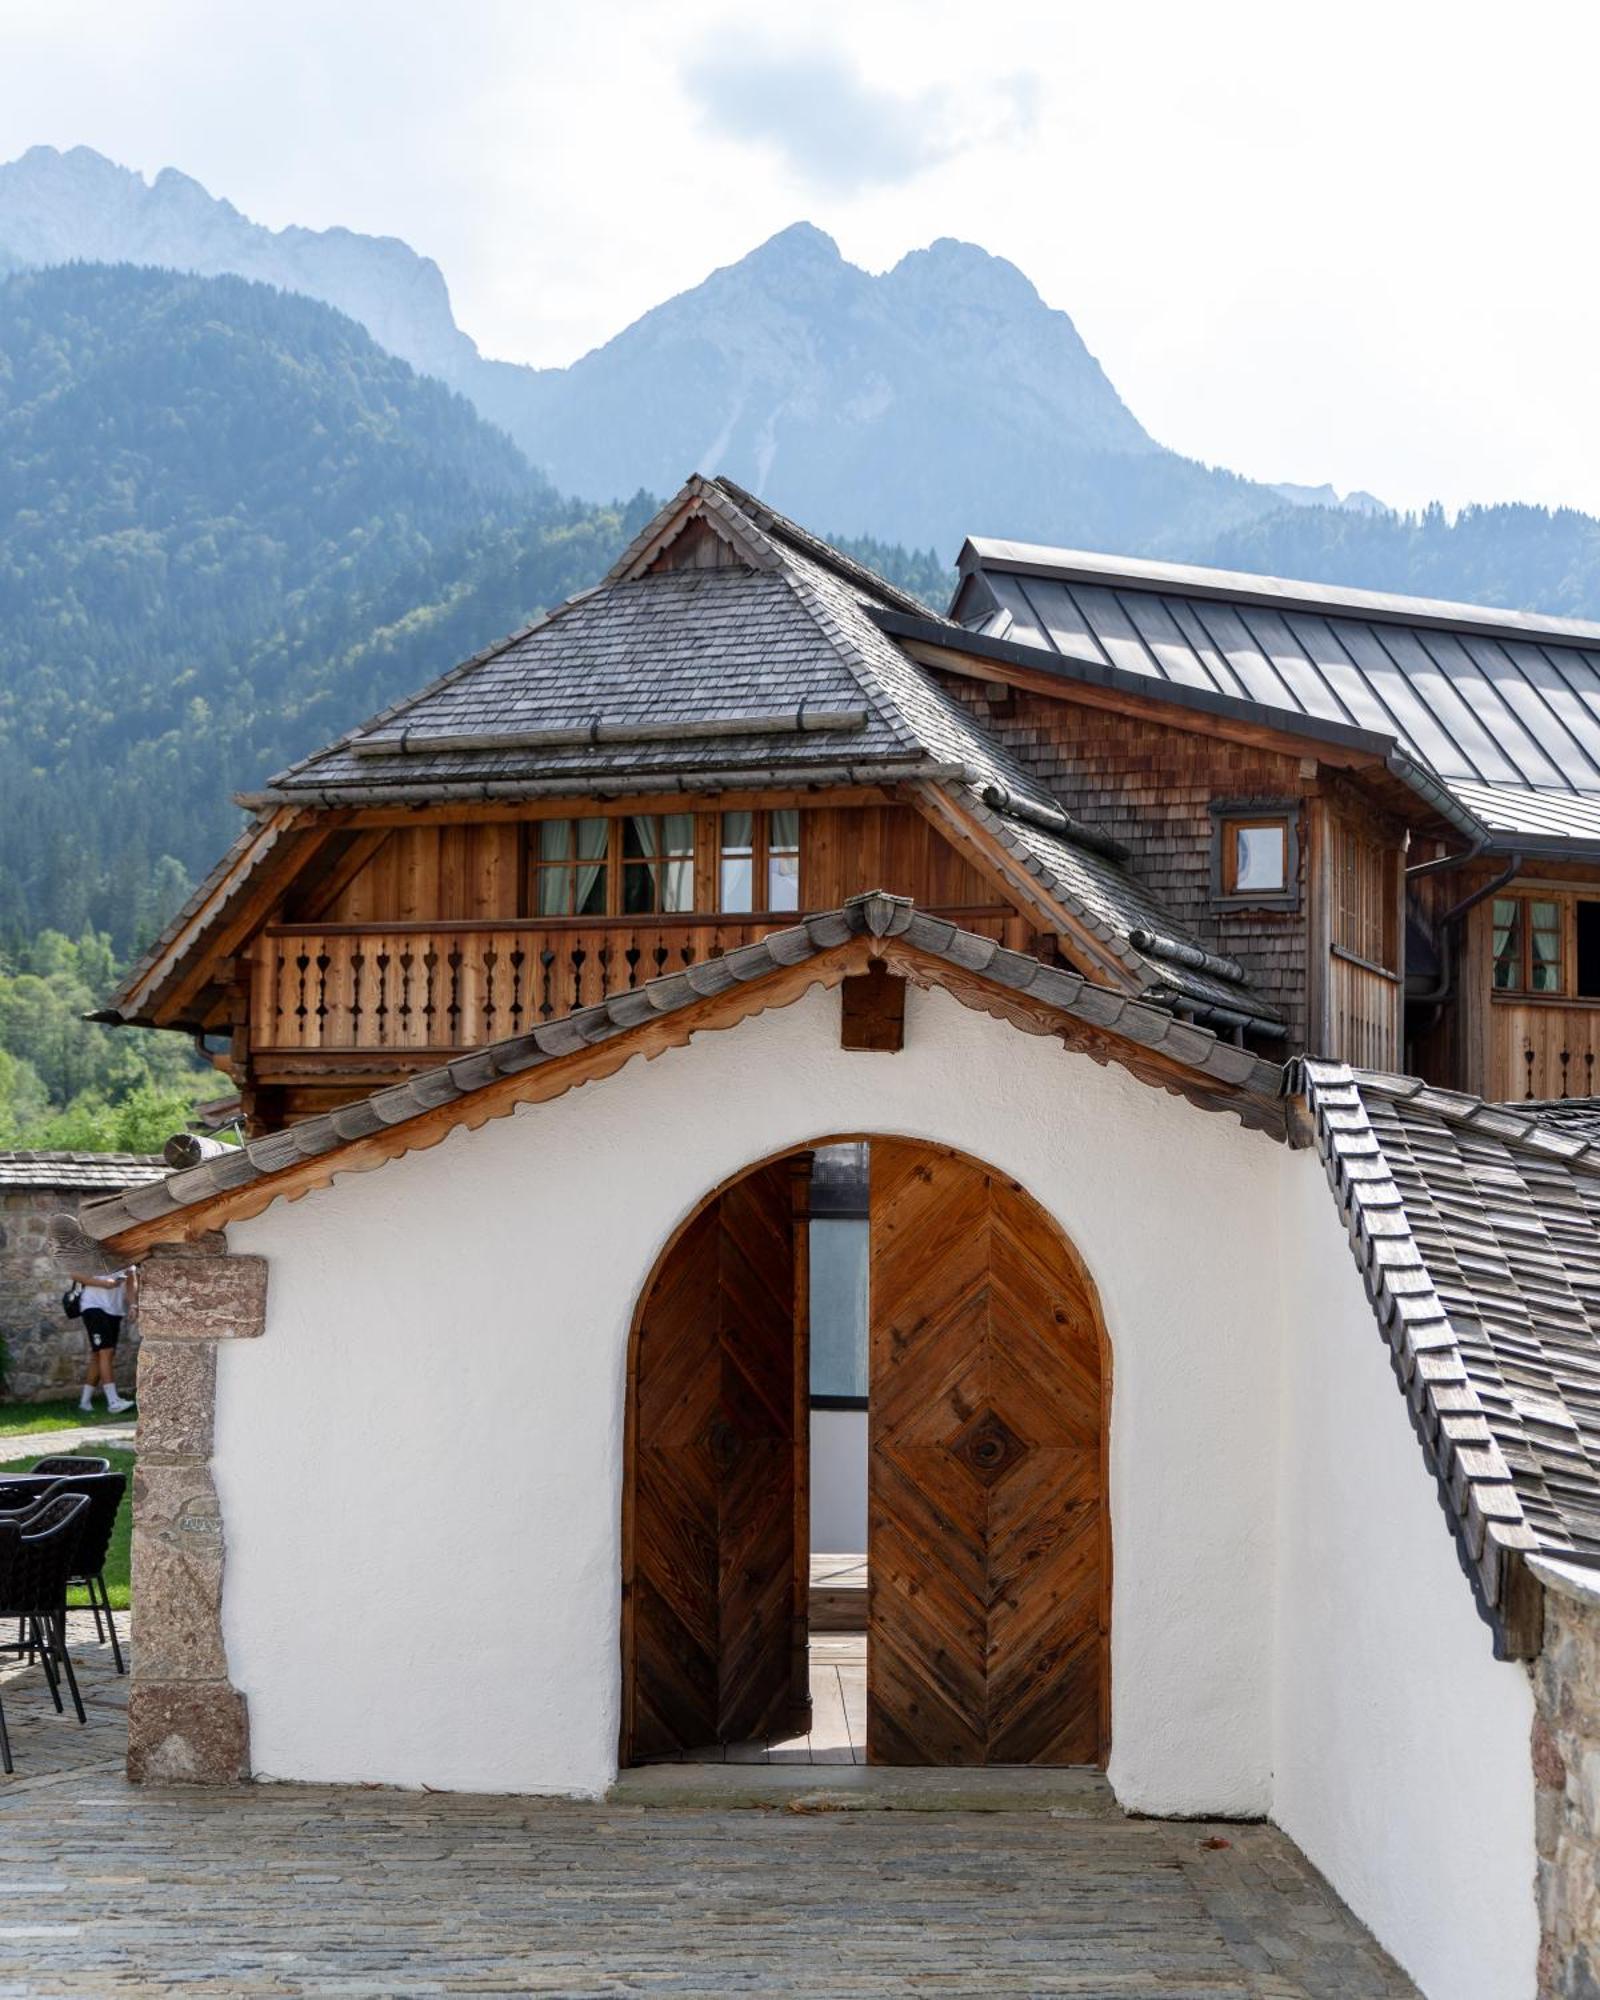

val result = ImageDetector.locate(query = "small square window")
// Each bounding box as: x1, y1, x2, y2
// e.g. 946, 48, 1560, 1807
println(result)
1213, 806, 1297, 908
1232, 823, 1287, 894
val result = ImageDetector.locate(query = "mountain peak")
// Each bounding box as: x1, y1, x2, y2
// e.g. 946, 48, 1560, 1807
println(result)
886, 236, 1043, 309
741, 221, 843, 272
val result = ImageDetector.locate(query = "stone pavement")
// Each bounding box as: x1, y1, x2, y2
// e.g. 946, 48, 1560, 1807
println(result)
0, 1632, 1420, 2000
0, 1415, 138, 1463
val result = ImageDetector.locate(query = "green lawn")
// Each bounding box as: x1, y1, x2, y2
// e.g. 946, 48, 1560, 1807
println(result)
0, 1399, 137, 1438
0, 1446, 133, 1610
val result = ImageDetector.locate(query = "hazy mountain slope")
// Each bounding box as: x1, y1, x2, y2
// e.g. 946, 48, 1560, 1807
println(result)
0, 263, 549, 946
0, 145, 481, 386
469, 223, 1216, 552
0, 149, 1309, 555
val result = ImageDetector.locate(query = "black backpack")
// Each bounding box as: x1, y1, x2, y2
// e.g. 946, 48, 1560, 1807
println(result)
61, 1283, 83, 1320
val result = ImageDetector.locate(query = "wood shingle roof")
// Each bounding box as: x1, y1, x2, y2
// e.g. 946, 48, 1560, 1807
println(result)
1299, 1060, 1600, 1655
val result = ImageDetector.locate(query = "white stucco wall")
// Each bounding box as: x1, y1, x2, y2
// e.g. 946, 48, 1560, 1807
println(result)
1272, 1147, 1539, 2000
217, 980, 1285, 1807
810, 1409, 867, 1552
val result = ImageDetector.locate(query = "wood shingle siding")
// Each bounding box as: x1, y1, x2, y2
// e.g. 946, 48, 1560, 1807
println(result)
938, 684, 1314, 1045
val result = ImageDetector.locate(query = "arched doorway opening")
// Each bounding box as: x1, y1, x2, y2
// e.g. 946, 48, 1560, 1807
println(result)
620, 1138, 1111, 1768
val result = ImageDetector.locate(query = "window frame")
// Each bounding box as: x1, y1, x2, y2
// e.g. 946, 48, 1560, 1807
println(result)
529, 815, 612, 919
718, 808, 804, 916
1209, 799, 1300, 912
1492, 892, 1572, 998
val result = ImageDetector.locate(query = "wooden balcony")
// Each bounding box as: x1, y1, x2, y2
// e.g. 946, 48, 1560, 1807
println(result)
249, 908, 1027, 1056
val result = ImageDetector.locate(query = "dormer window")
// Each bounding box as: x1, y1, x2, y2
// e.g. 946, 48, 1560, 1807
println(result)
1211, 802, 1299, 911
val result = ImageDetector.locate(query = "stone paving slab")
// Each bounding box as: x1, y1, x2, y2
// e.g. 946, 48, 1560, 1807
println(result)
0, 1618, 1418, 1998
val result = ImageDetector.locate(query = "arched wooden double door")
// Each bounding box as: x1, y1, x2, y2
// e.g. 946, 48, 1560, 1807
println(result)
621, 1141, 1109, 1767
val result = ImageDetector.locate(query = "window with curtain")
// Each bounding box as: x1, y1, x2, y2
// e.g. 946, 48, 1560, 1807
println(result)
719, 810, 803, 913
623, 814, 695, 914
534, 818, 609, 916
767, 809, 800, 911
1493, 896, 1562, 993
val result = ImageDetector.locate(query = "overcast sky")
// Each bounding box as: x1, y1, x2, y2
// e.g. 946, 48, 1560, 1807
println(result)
3, 0, 1596, 518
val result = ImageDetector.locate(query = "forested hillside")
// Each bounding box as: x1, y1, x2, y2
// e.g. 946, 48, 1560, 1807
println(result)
0, 261, 949, 975
0, 263, 550, 946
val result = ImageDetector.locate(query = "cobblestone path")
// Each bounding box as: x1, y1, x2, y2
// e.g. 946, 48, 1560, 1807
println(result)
0, 1620, 1418, 1997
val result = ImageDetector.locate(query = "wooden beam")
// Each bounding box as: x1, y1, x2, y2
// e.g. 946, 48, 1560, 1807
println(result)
840, 962, 906, 1051
337, 785, 899, 830
152, 820, 344, 1023
290, 829, 395, 923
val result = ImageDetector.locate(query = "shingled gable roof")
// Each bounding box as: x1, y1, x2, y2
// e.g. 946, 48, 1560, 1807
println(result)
105, 476, 1276, 1032
79, 895, 1286, 1253
949, 540, 1600, 853
1295, 1059, 1600, 1656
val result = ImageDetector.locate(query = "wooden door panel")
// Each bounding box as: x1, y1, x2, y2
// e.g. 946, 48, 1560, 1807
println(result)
868, 1142, 1106, 1767
626, 1158, 806, 1762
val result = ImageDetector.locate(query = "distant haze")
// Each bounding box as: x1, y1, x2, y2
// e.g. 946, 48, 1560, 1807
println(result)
0, 0, 1596, 519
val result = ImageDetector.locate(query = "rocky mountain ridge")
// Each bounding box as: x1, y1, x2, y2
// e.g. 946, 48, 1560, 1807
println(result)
0, 146, 1316, 554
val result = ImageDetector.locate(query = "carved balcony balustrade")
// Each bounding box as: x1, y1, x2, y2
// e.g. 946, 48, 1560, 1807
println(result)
248, 909, 1026, 1055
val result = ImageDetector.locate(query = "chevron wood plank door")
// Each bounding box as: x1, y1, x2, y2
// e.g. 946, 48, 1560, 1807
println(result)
625, 1158, 808, 1762
868, 1142, 1107, 1766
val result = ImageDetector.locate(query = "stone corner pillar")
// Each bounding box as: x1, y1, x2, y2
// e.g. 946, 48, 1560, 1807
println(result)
1527, 1554, 1600, 1998
127, 1240, 265, 1786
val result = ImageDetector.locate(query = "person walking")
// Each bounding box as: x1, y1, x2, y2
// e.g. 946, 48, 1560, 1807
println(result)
70, 1265, 136, 1414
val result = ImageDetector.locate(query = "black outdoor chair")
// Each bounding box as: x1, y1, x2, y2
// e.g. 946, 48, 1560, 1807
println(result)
27, 1473, 126, 1674
0, 1492, 89, 1772
31, 1457, 110, 1479
0, 1478, 58, 1511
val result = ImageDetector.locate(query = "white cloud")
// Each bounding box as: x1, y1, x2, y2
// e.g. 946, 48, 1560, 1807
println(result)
681, 35, 1037, 194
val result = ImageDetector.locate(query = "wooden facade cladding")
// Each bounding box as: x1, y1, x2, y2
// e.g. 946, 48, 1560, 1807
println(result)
936, 678, 1410, 1069
235, 800, 1037, 1123
1308, 792, 1404, 1074
935, 682, 1316, 1048
1433, 864, 1600, 1102
296, 802, 1003, 928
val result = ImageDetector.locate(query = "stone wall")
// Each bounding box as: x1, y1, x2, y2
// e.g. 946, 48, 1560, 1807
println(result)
0, 1185, 139, 1402
1531, 1560, 1600, 1997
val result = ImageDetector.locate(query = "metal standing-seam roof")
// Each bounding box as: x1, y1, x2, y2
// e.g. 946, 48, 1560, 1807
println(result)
1301, 1059, 1600, 1653
956, 541, 1600, 848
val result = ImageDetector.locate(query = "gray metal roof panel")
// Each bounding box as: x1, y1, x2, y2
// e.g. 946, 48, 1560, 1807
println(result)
963, 545, 1600, 806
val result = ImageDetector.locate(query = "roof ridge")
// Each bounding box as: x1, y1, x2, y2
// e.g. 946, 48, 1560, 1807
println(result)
772, 555, 926, 759
711, 474, 936, 620
81, 897, 1285, 1247
961, 538, 1600, 649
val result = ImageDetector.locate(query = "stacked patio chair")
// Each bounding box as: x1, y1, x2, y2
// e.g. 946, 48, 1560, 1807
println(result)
26, 1472, 126, 1674
0, 1492, 89, 1773
31, 1457, 110, 1478
0, 1473, 127, 1675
